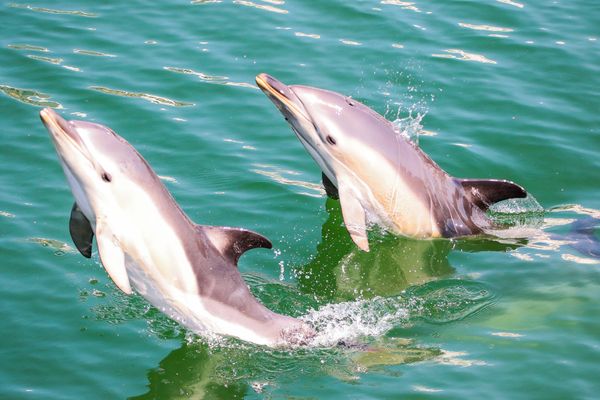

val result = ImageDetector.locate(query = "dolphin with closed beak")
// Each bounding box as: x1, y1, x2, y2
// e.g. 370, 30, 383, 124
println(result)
40, 108, 312, 346
256, 73, 528, 251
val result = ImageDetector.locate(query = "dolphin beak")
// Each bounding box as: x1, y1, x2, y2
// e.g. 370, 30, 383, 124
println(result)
256, 73, 310, 121
40, 108, 102, 174
40, 108, 86, 150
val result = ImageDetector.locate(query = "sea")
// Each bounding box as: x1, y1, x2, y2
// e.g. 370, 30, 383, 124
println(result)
1, 1, 599, 398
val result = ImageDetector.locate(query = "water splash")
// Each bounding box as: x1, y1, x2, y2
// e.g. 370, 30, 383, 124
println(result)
487, 195, 545, 231
302, 279, 494, 347
392, 111, 427, 143
302, 297, 411, 347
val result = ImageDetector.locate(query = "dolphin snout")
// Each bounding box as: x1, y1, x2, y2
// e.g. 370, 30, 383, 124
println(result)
41, 108, 75, 138
256, 73, 312, 124
40, 108, 90, 158
256, 73, 292, 99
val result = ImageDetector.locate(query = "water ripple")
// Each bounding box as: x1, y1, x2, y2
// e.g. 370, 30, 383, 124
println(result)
340, 39, 362, 46
251, 164, 325, 197
233, 0, 288, 14
432, 49, 497, 64
380, 1, 421, 13
406, 280, 495, 324
8, 3, 98, 17
164, 66, 227, 82
27, 237, 74, 256
26, 54, 82, 71
7, 44, 49, 52
295, 32, 321, 39
89, 86, 194, 107
164, 66, 256, 89
458, 23, 514, 33
497, 0, 524, 8
0, 84, 62, 108
27, 54, 62, 65
73, 49, 116, 57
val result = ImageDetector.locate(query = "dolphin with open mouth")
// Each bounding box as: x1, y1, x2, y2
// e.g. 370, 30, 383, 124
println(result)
256, 73, 528, 251
40, 108, 313, 346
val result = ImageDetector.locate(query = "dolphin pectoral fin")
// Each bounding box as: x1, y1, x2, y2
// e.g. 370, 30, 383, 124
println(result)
69, 202, 94, 258
201, 225, 273, 264
96, 223, 132, 294
457, 179, 527, 211
338, 183, 370, 252
322, 173, 339, 199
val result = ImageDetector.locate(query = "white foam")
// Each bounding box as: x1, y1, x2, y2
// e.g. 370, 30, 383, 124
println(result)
301, 296, 411, 347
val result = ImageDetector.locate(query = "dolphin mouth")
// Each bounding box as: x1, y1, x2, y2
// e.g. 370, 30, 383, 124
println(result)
256, 73, 310, 121
40, 108, 86, 151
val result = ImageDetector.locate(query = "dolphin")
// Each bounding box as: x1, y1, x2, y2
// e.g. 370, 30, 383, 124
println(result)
40, 108, 312, 346
256, 73, 528, 251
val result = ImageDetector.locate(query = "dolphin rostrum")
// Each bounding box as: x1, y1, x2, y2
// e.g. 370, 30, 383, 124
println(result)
40, 108, 312, 346
256, 73, 528, 251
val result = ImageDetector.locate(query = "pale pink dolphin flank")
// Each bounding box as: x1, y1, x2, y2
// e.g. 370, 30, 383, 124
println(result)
41, 108, 312, 346
256, 73, 528, 252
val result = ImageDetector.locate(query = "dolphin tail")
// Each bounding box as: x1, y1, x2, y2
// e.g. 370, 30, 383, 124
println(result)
457, 179, 527, 211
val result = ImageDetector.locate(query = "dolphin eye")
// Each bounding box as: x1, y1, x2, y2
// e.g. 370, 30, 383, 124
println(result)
346, 98, 355, 107
101, 172, 112, 182
326, 135, 337, 145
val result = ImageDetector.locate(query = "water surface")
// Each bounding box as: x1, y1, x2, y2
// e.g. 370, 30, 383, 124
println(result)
1, 1, 599, 398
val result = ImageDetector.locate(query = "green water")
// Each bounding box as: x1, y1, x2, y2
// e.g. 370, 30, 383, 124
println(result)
1, 1, 599, 398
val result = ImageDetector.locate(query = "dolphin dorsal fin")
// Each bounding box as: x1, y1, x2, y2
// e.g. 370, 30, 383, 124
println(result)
457, 179, 527, 211
201, 226, 273, 264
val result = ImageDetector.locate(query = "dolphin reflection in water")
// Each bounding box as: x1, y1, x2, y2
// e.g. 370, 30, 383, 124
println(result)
295, 197, 522, 302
